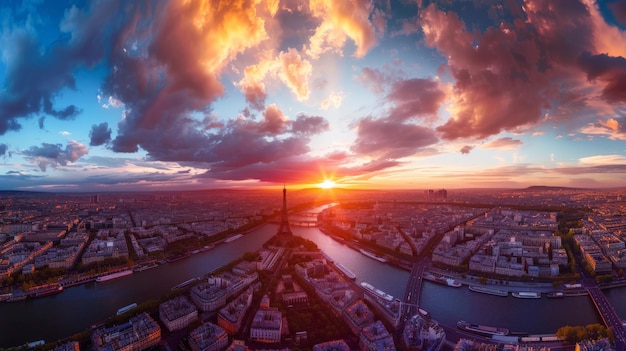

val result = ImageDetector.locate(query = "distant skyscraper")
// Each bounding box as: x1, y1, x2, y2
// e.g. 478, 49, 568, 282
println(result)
276, 186, 292, 235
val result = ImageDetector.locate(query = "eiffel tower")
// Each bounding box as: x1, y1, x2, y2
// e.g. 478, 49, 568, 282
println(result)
276, 185, 292, 235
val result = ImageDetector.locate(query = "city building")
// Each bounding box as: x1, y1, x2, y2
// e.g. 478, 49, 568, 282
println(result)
191, 271, 258, 312
403, 314, 445, 351
249, 295, 282, 344
359, 320, 396, 351
217, 287, 253, 334
343, 299, 375, 335
91, 312, 161, 351
188, 322, 229, 351
159, 295, 198, 332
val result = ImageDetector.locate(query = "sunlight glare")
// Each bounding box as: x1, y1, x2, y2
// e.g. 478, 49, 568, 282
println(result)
318, 179, 336, 189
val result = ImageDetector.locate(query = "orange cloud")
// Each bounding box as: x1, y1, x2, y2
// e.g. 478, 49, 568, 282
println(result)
278, 48, 313, 101
152, 0, 268, 102
237, 48, 312, 105
582, 0, 626, 58
307, 0, 379, 58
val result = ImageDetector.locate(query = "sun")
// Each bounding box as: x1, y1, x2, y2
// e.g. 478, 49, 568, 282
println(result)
318, 179, 336, 189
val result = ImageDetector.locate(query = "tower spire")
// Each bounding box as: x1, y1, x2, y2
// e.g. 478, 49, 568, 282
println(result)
277, 185, 292, 235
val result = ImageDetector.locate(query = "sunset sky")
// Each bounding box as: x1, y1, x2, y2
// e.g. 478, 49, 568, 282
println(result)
1, 0, 626, 191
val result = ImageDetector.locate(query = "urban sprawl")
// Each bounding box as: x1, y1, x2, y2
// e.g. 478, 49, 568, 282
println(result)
1, 187, 625, 351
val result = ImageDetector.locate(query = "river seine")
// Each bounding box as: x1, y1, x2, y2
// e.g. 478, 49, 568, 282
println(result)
1, 222, 623, 348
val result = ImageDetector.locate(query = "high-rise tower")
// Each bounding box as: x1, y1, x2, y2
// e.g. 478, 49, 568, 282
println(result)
276, 185, 292, 235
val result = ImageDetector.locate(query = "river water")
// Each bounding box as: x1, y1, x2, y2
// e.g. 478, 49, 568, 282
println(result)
1, 222, 623, 347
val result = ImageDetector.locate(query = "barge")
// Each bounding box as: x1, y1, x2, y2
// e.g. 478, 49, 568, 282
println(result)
469, 285, 508, 297
116, 303, 137, 315
512, 291, 541, 299
224, 233, 243, 243
28, 283, 63, 298
96, 270, 133, 283
361, 281, 394, 302
359, 249, 387, 263
457, 320, 509, 336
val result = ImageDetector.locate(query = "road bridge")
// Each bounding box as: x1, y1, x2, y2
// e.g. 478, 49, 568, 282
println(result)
587, 287, 626, 351
402, 261, 426, 320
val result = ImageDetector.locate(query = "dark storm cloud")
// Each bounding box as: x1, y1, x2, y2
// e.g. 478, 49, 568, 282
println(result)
89, 122, 112, 146
578, 52, 626, 103
0, 1, 122, 135
22, 141, 88, 171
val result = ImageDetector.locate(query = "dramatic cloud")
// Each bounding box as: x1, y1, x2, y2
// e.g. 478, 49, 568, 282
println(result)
0, 1, 119, 135
578, 52, 626, 102
89, 123, 112, 146
149, 0, 269, 105
351, 117, 438, 159
277, 48, 313, 101
307, 0, 380, 58
419, 1, 600, 140
237, 48, 313, 108
22, 141, 88, 171
386, 78, 445, 121
101, 0, 317, 175
259, 104, 289, 134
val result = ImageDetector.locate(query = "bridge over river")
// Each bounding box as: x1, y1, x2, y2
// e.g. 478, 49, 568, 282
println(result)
588, 287, 626, 351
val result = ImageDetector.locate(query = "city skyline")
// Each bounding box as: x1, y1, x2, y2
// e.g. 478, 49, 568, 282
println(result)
1, 0, 626, 192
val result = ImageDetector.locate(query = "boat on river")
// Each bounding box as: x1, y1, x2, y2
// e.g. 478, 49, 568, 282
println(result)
424, 273, 462, 287
96, 270, 133, 283
512, 291, 541, 299
28, 283, 63, 298
334, 262, 356, 280
361, 281, 394, 302
457, 320, 509, 336
224, 233, 244, 243
436, 276, 462, 287
171, 277, 199, 290
134, 262, 158, 272
116, 303, 137, 315
359, 249, 387, 263
469, 285, 508, 297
